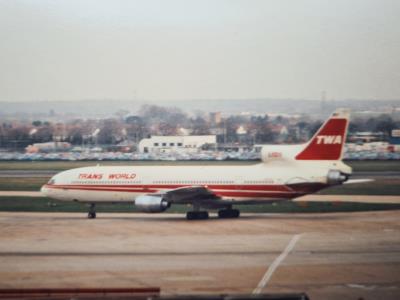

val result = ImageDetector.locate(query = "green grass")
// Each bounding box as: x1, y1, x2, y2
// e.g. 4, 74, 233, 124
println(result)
0, 197, 190, 213
0, 197, 134, 212
0, 196, 399, 213
0, 160, 399, 172
237, 201, 400, 213
347, 160, 400, 172
319, 178, 400, 195
0, 177, 49, 191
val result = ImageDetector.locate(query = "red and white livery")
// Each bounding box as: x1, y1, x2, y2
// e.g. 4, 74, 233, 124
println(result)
41, 109, 354, 220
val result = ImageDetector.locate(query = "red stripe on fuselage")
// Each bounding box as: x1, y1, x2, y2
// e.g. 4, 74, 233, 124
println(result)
47, 185, 159, 194
43, 183, 313, 199
45, 184, 293, 192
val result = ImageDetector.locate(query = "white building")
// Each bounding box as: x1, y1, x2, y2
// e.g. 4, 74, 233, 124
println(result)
138, 135, 216, 153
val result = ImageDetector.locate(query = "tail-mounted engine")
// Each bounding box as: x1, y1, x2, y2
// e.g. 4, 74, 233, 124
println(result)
327, 170, 349, 185
135, 195, 170, 213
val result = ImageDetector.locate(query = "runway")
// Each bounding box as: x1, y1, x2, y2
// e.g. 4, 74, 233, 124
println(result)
0, 211, 399, 299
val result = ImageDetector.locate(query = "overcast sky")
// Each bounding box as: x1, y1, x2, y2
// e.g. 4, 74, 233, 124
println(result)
0, 0, 399, 102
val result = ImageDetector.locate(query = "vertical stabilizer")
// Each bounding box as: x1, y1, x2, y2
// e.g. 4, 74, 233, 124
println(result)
295, 109, 350, 160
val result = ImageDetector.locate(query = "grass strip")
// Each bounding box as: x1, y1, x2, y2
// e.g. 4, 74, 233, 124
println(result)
0, 160, 400, 172
1, 197, 399, 213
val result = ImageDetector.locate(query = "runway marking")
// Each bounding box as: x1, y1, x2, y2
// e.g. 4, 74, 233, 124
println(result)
253, 234, 302, 294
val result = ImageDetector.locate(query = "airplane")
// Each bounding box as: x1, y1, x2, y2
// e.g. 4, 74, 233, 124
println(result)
41, 109, 361, 220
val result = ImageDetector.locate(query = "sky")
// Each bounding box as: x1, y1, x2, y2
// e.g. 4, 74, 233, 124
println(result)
0, 0, 399, 102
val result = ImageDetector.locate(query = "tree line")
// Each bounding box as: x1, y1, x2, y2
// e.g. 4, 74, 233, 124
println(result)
0, 105, 399, 150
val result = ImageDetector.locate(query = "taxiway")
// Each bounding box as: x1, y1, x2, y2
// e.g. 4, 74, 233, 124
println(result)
0, 211, 399, 299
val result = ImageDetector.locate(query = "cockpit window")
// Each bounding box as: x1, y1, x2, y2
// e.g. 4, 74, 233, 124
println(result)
47, 179, 55, 185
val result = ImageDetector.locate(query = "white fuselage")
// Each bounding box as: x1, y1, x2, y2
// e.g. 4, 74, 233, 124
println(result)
41, 161, 351, 203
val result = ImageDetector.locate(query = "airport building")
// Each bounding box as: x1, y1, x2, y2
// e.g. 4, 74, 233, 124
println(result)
138, 135, 216, 153
389, 129, 400, 152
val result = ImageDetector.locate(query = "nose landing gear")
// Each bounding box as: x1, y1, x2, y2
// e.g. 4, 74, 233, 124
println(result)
88, 203, 96, 219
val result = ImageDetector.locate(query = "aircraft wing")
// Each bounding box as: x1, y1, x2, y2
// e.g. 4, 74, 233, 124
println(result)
162, 186, 222, 206
157, 186, 285, 209
154, 185, 247, 209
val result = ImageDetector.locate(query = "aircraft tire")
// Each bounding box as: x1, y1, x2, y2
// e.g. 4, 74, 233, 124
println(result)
218, 209, 240, 219
186, 211, 195, 220
198, 211, 209, 220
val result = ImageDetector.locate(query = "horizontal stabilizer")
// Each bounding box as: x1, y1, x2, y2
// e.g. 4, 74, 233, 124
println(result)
344, 179, 374, 185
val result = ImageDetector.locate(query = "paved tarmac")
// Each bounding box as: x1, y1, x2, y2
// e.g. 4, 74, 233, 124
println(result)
0, 211, 399, 300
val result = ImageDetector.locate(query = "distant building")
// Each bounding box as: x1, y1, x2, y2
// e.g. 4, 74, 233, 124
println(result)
236, 125, 247, 135
209, 112, 222, 124
391, 129, 400, 140
177, 127, 192, 136
269, 124, 289, 142
236, 125, 248, 144
138, 135, 217, 153
270, 124, 288, 136
389, 129, 400, 152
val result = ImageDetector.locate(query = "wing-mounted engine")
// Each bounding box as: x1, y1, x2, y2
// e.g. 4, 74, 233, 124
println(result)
135, 195, 170, 213
261, 145, 303, 163
327, 169, 349, 185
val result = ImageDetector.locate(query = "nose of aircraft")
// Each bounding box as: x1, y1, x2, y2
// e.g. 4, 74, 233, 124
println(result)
40, 184, 48, 196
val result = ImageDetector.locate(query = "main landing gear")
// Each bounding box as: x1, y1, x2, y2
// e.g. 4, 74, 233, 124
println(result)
186, 207, 240, 220
186, 203, 209, 220
218, 208, 240, 219
88, 203, 96, 219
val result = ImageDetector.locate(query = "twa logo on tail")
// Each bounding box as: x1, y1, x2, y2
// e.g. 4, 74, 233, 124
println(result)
296, 109, 350, 160
316, 135, 342, 145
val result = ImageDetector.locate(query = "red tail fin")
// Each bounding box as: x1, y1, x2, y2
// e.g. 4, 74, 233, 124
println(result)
296, 109, 349, 160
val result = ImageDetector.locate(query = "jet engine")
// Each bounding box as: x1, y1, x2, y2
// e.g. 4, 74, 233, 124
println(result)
135, 195, 170, 213
327, 170, 349, 185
